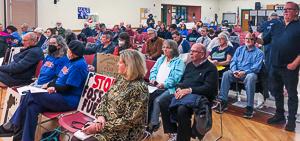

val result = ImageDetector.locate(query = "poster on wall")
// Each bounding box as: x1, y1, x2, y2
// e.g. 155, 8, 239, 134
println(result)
78, 7, 91, 19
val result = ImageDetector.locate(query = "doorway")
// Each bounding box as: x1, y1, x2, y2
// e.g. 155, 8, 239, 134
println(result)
5, 0, 37, 31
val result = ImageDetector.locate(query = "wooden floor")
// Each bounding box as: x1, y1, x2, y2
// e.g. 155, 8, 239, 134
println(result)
0, 88, 299, 141
146, 112, 300, 141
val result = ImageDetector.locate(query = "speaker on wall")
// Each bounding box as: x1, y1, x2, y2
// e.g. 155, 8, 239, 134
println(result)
255, 2, 261, 10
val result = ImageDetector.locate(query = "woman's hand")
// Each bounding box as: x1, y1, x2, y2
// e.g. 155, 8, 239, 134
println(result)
82, 123, 101, 134
156, 83, 164, 89
47, 87, 56, 94
95, 116, 106, 131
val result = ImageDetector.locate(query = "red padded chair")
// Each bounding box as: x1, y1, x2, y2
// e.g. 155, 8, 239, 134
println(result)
145, 60, 156, 81
86, 37, 96, 43
58, 112, 93, 133
34, 60, 43, 78
84, 54, 94, 65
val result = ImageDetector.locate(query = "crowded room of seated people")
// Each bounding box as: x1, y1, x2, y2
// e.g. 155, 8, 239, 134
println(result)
0, 0, 299, 141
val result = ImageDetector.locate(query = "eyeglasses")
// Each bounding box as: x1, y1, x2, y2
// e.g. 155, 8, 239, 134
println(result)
190, 50, 205, 53
245, 38, 255, 41
162, 46, 171, 49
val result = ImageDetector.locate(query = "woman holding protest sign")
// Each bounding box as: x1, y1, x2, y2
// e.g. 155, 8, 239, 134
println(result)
0, 40, 89, 141
71, 49, 149, 141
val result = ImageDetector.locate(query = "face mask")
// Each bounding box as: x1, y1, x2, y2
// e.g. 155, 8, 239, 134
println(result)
118, 40, 125, 47
48, 45, 58, 53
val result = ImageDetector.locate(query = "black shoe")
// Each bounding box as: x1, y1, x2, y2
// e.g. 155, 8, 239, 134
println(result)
267, 114, 286, 124
147, 122, 160, 134
285, 120, 296, 132
214, 100, 227, 114
13, 129, 23, 141
0, 125, 14, 137
243, 106, 254, 119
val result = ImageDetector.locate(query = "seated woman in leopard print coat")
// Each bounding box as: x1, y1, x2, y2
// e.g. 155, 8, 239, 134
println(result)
72, 49, 149, 141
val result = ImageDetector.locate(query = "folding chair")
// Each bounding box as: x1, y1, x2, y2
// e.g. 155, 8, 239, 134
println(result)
58, 112, 93, 133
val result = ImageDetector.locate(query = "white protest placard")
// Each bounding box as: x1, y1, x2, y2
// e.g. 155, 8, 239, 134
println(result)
77, 72, 115, 118
1, 88, 21, 124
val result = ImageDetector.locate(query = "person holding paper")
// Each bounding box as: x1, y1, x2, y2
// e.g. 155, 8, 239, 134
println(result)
147, 39, 185, 133
71, 49, 148, 141
0, 40, 88, 141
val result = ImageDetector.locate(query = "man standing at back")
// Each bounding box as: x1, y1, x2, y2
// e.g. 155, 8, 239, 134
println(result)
264, 2, 300, 132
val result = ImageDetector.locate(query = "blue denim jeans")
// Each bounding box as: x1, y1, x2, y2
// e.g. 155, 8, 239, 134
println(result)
218, 70, 257, 107
150, 90, 171, 125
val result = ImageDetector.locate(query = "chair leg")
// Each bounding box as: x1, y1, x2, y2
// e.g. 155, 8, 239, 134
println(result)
215, 101, 223, 141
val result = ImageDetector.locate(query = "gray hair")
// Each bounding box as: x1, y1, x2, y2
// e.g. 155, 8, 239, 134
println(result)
25, 32, 38, 42
218, 32, 229, 41
147, 28, 157, 36
164, 39, 179, 57
48, 35, 67, 57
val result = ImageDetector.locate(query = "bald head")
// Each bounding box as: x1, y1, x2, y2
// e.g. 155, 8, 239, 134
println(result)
190, 43, 207, 63
192, 43, 206, 54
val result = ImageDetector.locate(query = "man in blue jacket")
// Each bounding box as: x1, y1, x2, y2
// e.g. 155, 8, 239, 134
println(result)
0, 32, 44, 87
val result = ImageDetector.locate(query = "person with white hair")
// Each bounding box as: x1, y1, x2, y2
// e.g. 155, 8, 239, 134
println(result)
145, 28, 164, 60
0, 32, 44, 87
207, 31, 233, 52
34, 27, 47, 48
54, 21, 66, 37
20, 23, 29, 37
81, 22, 93, 37
208, 32, 234, 77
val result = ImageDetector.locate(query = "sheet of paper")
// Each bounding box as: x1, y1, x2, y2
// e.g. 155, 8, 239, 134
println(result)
0, 57, 3, 65
17, 86, 47, 95
148, 85, 158, 93
29, 86, 47, 93
16, 86, 31, 95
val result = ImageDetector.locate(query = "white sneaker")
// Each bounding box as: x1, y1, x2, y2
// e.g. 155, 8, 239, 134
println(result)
167, 133, 177, 141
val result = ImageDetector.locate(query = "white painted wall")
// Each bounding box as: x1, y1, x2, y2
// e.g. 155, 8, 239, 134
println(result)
0, 1, 4, 25
161, 0, 219, 23
37, 0, 160, 30
218, 0, 300, 23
